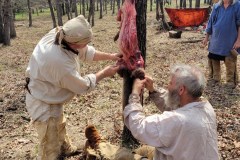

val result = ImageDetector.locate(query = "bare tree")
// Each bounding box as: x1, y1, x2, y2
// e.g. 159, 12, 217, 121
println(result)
9, 0, 16, 38
48, 0, 57, 28
79, 0, 81, 14
56, 0, 63, 26
112, 0, 115, 15
189, 0, 192, 8
3, 0, 11, 45
27, 0, 32, 27
195, 0, 200, 8
88, 0, 95, 26
82, 0, 85, 16
99, 0, 102, 19
159, 0, 170, 30
0, 0, 4, 43
72, 0, 78, 17
65, 0, 71, 20
150, 0, 153, 11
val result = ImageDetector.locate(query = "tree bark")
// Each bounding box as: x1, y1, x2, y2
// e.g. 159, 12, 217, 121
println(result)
82, 0, 85, 16
72, 0, 78, 17
10, 0, 16, 38
0, 0, 4, 43
159, 0, 170, 31
112, 0, 115, 15
88, 0, 95, 26
121, 0, 147, 149
48, 0, 57, 28
150, 0, 153, 11
195, 0, 200, 8
3, 0, 11, 45
99, 0, 103, 19
65, 0, 71, 20
27, 0, 32, 27
56, 0, 63, 26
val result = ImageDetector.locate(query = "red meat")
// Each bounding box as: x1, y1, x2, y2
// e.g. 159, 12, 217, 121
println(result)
117, 0, 144, 71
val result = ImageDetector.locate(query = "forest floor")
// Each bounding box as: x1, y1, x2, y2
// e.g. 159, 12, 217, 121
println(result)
0, 10, 239, 160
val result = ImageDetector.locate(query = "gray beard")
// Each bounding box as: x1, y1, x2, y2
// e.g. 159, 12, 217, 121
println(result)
166, 89, 180, 110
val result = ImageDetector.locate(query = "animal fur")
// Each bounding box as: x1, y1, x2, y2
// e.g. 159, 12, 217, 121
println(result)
85, 125, 102, 149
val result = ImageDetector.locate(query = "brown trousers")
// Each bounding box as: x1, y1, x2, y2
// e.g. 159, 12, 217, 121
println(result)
208, 52, 238, 84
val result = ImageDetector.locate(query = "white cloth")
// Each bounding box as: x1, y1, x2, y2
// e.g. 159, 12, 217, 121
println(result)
123, 91, 219, 160
26, 29, 96, 122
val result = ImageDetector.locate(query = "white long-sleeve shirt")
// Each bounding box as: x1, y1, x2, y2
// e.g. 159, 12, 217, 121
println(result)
25, 29, 97, 121
123, 90, 219, 160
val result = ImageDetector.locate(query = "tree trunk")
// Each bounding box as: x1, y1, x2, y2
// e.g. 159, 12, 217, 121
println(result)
88, 0, 95, 26
72, 0, 78, 17
62, 3, 65, 15
56, 0, 63, 26
110, 0, 112, 10
112, 0, 115, 15
121, 0, 147, 149
82, 0, 85, 16
195, 0, 200, 8
159, 0, 170, 31
150, 0, 153, 11
117, 0, 120, 10
10, 0, 16, 38
105, 0, 107, 14
189, 0, 192, 8
65, 0, 71, 20
3, 0, 11, 45
27, 0, 32, 27
99, 0, 102, 19
182, 0, 186, 8
79, 0, 81, 14
156, 0, 160, 20
96, 0, 99, 11
48, 0, 57, 28
0, 0, 4, 43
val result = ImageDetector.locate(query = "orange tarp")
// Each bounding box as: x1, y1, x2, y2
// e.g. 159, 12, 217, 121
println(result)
165, 8, 209, 27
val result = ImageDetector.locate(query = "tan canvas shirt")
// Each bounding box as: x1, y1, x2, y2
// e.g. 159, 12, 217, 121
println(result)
26, 29, 96, 122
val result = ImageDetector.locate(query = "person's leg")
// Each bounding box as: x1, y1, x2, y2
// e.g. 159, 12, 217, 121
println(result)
225, 52, 238, 87
58, 114, 79, 156
208, 58, 213, 79
134, 145, 155, 160
33, 118, 61, 160
211, 59, 221, 82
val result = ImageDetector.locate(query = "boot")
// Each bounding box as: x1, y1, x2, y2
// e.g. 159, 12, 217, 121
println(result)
225, 53, 238, 88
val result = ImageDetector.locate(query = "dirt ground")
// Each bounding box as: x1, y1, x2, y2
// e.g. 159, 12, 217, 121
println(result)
0, 10, 239, 160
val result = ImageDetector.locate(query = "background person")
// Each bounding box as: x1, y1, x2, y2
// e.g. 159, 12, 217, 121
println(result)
203, 0, 240, 88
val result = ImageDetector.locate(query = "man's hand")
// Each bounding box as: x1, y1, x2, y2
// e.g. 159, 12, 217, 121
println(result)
132, 78, 146, 95
145, 75, 155, 92
202, 36, 209, 46
110, 52, 123, 61
96, 65, 119, 83
233, 40, 240, 50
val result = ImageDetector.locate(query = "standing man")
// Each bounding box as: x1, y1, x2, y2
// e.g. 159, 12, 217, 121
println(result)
203, 0, 240, 88
123, 65, 219, 160
25, 15, 120, 160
